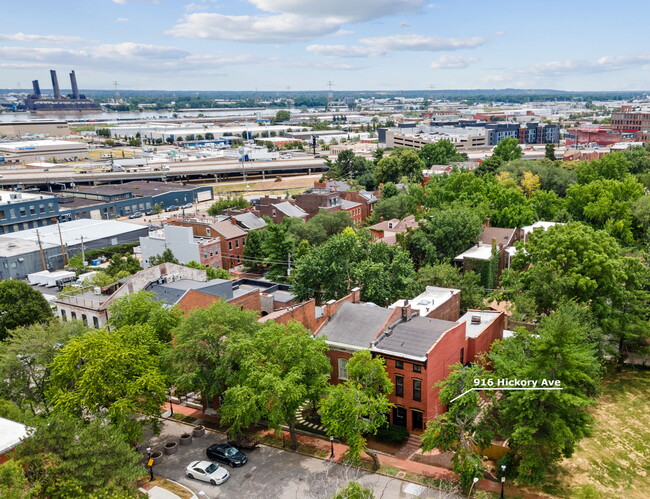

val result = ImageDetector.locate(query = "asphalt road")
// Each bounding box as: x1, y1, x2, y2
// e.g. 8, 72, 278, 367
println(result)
142, 421, 462, 499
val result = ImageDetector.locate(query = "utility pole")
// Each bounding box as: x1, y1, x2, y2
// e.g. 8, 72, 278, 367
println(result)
57, 221, 67, 265
287, 253, 292, 277
36, 229, 47, 271
80, 236, 86, 267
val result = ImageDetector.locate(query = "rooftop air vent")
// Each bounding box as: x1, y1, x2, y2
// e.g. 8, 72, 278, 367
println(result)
470, 315, 481, 325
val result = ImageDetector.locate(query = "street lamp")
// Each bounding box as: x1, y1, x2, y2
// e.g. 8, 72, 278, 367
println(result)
500, 465, 506, 498
146, 447, 154, 482
467, 477, 479, 498
329, 436, 335, 459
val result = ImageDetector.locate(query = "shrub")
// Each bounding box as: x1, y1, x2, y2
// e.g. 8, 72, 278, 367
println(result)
373, 423, 409, 443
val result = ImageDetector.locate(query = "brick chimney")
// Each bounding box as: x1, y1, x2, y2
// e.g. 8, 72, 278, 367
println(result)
401, 299, 412, 321
230, 217, 237, 225
350, 287, 361, 303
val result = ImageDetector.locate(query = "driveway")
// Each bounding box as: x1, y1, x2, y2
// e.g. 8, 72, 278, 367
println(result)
142, 421, 462, 499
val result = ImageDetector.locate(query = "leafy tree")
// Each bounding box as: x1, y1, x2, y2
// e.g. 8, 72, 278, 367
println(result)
375, 148, 424, 184
0, 459, 33, 499
576, 152, 630, 184
47, 327, 168, 443
529, 189, 568, 221
421, 208, 484, 263
206, 196, 249, 216
243, 228, 268, 273
544, 143, 556, 161
163, 301, 260, 404
0, 281, 53, 341
489, 304, 601, 484
221, 320, 331, 448
289, 210, 353, 246
632, 194, 650, 242
262, 222, 295, 280
0, 321, 88, 416
492, 137, 522, 162
380, 181, 398, 198
475, 155, 502, 176
414, 263, 484, 313
418, 140, 464, 167
184, 260, 230, 280
421, 363, 494, 490
149, 248, 179, 266
108, 291, 182, 343
327, 150, 373, 180
368, 194, 410, 223
374, 155, 400, 184
105, 254, 141, 276
274, 110, 291, 122
292, 228, 415, 305
621, 146, 650, 175
319, 350, 392, 470
331, 481, 374, 499
520, 171, 541, 198
15, 415, 143, 498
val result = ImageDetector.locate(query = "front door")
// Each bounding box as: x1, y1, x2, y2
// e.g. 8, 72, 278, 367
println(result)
392, 406, 407, 427
412, 410, 424, 431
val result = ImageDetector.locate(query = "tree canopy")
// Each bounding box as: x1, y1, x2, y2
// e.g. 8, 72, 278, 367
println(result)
0, 280, 53, 341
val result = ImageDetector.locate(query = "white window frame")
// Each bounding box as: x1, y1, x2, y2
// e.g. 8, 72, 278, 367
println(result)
338, 358, 349, 380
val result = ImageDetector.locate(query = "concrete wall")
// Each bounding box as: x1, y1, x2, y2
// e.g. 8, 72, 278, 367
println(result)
140, 226, 200, 268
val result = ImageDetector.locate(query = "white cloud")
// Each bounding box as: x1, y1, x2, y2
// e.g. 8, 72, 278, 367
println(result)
115, 17, 129, 23
359, 34, 486, 51
430, 55, 479, 69
400, 21, 411, 28
167, 0, 427, 43
306, 44, 384, 58
0, 33, 84, 43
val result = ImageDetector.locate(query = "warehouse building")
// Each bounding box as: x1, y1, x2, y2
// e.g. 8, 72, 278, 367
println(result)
0, 120, 70, 139
0, 190, 60, 235
0, 219, 148, 280
0, 139, 88, 162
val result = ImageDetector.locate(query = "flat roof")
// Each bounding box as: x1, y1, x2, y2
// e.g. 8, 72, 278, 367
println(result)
69, 181, 202, 198
0, 190, 55, 204
0, 417, 29, 455
0, 236, 58, 257
458, 310, 501, 339
0, 139, 86, 151
454, 244, 493, 261
9, 219, 147, 246
372, 316, 456, 361
391, 286, 460, 317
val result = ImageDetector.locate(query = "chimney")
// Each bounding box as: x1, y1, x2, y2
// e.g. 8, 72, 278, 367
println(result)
380, 216, 384, 222
230, 217, 237, 225
401, 299, 412, 321
484, 217, 491, 227
69, 70, 80, 99
350, 286, 361, 303
50, 70, 61, 99
31, 80, 41, 97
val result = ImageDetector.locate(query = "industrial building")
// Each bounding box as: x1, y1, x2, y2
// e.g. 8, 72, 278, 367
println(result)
140, 225, 221, 269
23, 70, 99, 111
0, 139, 88, 163
0, 120, 70, 139
0, 219, 148, 280
0, 190, 60, 235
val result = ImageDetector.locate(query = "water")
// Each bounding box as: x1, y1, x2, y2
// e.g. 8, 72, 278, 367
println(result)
0, 108, 276, 124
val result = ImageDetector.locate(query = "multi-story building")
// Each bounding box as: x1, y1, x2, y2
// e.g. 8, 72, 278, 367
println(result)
611, 106, 650, 133
294, 188, 342, 220
139, 225, 221, 269
255, 196, 309, 224
0, 190, 60, 234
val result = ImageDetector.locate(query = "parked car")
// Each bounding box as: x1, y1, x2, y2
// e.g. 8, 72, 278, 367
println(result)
182, 202, 193, 209
165, 205, 179, 212
206, 444, 247, 468
129, 212, 142, 219
144, 209, 154, 216
186, 460, 229, 485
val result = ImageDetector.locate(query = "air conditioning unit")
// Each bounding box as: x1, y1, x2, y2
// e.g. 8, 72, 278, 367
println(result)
93, 286, 101, 296
470, 315, 481, 325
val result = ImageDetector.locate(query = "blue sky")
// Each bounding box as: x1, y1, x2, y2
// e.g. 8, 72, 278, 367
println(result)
1, 0, 649, 91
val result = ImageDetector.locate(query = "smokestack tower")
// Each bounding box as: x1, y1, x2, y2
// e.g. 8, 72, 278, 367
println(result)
32, 80, 41, 97
69, 70, 80, 99
50, 70, 61, 99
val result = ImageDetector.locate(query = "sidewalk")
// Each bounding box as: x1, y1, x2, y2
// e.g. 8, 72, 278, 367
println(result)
163, 403, 544, 498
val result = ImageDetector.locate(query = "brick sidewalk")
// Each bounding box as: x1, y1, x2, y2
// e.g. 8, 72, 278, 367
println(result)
163, 403, 544, 498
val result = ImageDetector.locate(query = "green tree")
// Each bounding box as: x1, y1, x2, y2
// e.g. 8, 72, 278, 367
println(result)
327, 150, 373, 180
0, 458, 33, 499
274, 110, 291, 122
149, 248, 179, 266
489, 304, 601, 484
331, 481, 374, 499
184, 260, 230, 280
319, 350, 392, 470
289, 210, 353, 246
47, 327, 168, 443
368, 194, 410, 223
105, 254, 141, 276
421, 363, 494, 490
380, 181, 398, 198
418, 140, 464, 167
0, 281, 53, 341
544, 143, 556, 161
206, 196, 249, 216
414, 263, 484, 313
163, 300, 260, 405
242, 228, 268, 273
108, 291, 182, 343
0, 321, 88, 416
475, 155, 502, 176
421, 208, 484, 263
15, 415, 143, 498
576, 152, 630, 184
492, 137, 523, 162
262, 221, 295, 280
221, 320, 331, 448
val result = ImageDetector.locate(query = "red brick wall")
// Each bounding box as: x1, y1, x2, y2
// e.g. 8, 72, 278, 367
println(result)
425, 292, 461, 322
228, 288, 261, 314
199, 239, 222, 269
176, 288, 261, 316
383, 355, 428, 431
326, 349, 354, 385
465, 312, 505, 362
261, 299, 321, 332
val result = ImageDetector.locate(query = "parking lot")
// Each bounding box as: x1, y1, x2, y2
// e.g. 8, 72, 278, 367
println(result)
143, 420, 461, 498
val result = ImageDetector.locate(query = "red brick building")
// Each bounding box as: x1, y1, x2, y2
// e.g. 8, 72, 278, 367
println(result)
256, 196, 309, 224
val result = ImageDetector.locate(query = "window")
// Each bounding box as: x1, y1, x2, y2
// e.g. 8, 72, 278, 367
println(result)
413, 364, 422, 373
71, 311, 77, 320
413, 379, 422, 402
81, 314, 88, 326
459, 348, 465, 364
235, 239, 239, 248
338, 358, 349, 380
29, 206, 36, 215
392, 406, 406, 427
19, 207, 26, 217
228, 241, 232, 250
39, 205, 45, 214
93, 316, 99, 328
206, 228, 211, 236
0, 210, 5, 220
395, 360, 404, 369
48, 203, 54, 212
395, 375, 404, 397
60, 310, 67, 321
412, 409, 424, 430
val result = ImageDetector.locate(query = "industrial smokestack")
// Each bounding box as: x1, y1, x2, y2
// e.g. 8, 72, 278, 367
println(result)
32, 80, 41, 97
69, 70, 79, 99
50, 70, 61, 99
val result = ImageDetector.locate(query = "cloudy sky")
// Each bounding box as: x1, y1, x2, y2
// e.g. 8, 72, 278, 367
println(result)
1, 0, 648, 92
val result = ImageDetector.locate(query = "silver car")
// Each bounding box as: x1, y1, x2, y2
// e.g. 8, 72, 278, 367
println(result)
186, 460, 229, 485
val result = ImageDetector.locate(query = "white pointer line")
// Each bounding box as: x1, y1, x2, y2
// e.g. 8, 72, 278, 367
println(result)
450, 387, 563, 403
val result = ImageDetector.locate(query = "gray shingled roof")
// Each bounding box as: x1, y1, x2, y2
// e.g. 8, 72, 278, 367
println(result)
275, 201, 308, 218
372, 316, 456, 361
316, 301, 392, 348
234, 212, 267, 231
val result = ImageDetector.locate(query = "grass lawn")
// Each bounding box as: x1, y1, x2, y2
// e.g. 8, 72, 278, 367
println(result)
550, 368, 650, 498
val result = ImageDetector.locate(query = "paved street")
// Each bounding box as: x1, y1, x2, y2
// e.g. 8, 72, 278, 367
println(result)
142, 421, 462, 499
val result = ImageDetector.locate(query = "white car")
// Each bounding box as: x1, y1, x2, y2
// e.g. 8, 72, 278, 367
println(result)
186, 460, 229, 485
